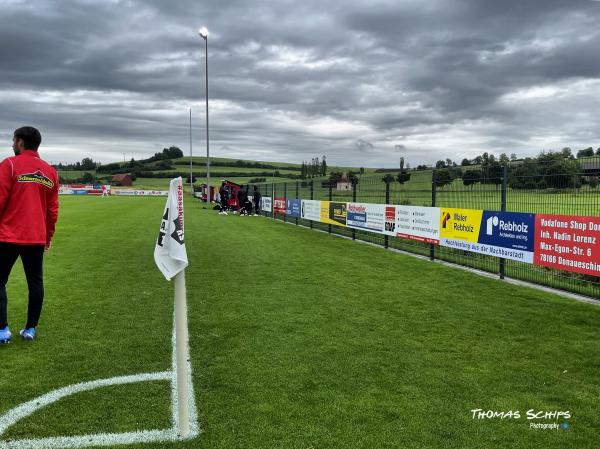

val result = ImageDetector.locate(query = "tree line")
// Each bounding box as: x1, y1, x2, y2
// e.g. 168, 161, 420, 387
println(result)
394, 148, 598, 190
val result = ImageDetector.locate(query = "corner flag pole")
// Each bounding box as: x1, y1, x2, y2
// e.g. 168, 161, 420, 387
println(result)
154, 177, 192, 439
174, 270, 190, 438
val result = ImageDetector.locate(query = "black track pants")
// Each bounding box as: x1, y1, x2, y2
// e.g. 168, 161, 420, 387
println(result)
0, 243, 45, 329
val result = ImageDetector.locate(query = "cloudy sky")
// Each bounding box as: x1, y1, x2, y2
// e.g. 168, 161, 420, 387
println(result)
1, 0, 600, 167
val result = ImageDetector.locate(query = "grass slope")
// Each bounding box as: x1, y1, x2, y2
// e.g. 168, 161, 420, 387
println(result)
0, 197, 598, 448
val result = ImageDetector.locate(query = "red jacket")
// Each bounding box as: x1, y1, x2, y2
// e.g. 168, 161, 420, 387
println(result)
0, 150, 59, 245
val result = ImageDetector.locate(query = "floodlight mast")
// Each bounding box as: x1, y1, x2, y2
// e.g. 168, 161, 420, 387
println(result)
198, 27, 210, 202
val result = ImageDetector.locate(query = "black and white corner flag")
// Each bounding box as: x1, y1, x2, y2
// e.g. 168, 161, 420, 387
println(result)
154, 177, 188, 280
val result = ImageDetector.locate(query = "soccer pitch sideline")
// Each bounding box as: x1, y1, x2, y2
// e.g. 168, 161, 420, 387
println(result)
0, 196, 598, 449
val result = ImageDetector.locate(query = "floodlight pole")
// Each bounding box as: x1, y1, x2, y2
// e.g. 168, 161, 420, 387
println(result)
189, 107, 193, 197
199, 30, 211, 203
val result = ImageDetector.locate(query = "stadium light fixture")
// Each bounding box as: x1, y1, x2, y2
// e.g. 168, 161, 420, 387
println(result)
198, 27, 209, 39
197, 26, 210, 202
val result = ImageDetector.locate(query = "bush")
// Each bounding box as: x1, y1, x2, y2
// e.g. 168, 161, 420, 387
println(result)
81, 172, 95, 183
434, 170, 453, 188
462, 169, 481, 187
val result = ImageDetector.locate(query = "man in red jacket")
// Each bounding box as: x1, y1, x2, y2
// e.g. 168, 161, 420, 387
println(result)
0, 126, 59, 343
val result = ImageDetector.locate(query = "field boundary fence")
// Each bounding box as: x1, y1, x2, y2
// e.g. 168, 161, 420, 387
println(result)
251, 159, 600, 300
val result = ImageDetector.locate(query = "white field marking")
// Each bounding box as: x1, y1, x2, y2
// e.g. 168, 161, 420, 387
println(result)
0, 372, 170, 437
0, 428, 180, 449
0, 312, 199, 448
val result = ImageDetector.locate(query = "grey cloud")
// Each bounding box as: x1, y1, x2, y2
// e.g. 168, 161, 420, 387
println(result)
1, 0, 600, 167
355, 139, 374, 152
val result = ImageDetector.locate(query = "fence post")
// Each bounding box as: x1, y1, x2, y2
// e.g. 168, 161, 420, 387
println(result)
310, 180, 314, 229
384, 180, 390, 249
272, 182, 275, 220
296, 181, 299, 226
263, 183, 267, 217
499, 165, 507, 279
283, 182, 287, 223
328, 185, 332, 235
352, 181, 357, 241
430, 170, 436, 261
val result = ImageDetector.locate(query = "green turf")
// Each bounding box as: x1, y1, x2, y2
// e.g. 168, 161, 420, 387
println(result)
0, 197, 598, 448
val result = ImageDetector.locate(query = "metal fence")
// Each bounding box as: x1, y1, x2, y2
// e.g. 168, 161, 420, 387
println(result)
250, 160, 600, 300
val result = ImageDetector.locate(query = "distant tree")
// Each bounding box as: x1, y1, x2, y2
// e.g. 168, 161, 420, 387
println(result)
164, 146, 184, 159
544, 158, 581, 189
596, 148, 600, 156
321, 155, 327, 176
359, 167, 365, 175
462, 169, 481, 189
309, 157, 319, 178
588, 177, 599, 189
81, 157, 96, 170
577, 147, 595, 158
435, 170, 453, 189
508, 157, 540, 189
499, 153, 510, 166
81, 172, 95, 183
382, 174, 395, 183
397, 157, 411, 184
561, 147, 574, 160
461, 158, 471, 166
329, 171, 343, 182
155, 160, 173, 170
435, 160, 446, 169
481, 152, 490, 167
510, 153, 518, 161
472, 155, 483, 165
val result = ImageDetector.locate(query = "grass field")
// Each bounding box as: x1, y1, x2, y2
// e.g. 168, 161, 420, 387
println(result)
0, 197, 599, 448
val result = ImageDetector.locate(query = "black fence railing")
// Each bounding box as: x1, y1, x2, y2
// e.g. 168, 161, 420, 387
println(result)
250, 162, 600, 300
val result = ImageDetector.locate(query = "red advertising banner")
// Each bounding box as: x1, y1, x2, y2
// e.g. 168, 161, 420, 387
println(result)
274, 197, 286, 215
534, 214, 600, 276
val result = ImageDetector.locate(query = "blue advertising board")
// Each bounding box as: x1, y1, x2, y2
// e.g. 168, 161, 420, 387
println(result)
477, 211, 535, 262
286, 199, 301, 218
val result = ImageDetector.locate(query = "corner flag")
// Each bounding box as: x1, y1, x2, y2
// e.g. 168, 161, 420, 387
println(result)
155, 177, 188, 280
154, 177, 192, 438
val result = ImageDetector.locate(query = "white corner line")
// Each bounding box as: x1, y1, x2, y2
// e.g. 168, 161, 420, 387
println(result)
0, 429, 180, 449
0, 371, 171, 437
0, 310, 199, 448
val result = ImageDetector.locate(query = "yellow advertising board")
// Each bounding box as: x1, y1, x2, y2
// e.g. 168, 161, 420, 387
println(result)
320, 201, 347, 226
439, 208, 483, 242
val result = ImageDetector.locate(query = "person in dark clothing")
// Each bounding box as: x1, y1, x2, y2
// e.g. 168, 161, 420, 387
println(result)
238, 186, 249, 216
252, 186, 262, 216
218, 182, 229, 214
244, 194, 253, 215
